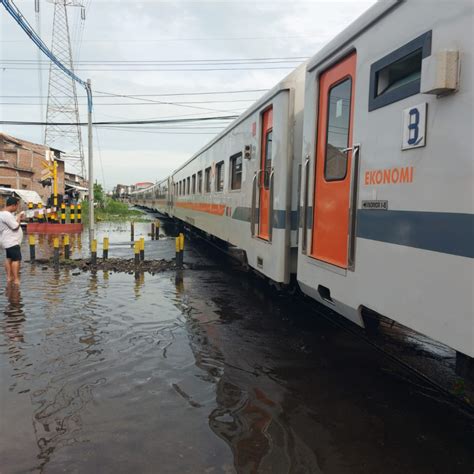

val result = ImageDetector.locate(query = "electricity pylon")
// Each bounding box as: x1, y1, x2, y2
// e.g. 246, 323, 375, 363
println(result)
44, 0, 86, 178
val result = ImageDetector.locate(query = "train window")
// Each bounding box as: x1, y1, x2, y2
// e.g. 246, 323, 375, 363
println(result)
230, 152, 242, 190
197, 171, 203, 193
178, 182, 181, 195
369, 30, 431, 111
215, 161, 224, 192
205, 167, 211, 193
186, 177, 190, 195
192, 174, 196, 194
324, 78, 352, 181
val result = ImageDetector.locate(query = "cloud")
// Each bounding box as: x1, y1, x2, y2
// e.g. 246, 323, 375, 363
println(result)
1, 0, 376, 188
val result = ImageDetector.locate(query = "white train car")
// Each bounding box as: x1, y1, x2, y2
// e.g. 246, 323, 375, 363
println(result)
130, 0, 473, 370
131, 178, 169, 212
165, 66, 305, 284
297, 0, 473, 364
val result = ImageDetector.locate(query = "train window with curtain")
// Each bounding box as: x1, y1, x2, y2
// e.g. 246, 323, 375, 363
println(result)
215, 161, 224, 192
205, 167, 211, 193
230, 152, 242, 190
369, 31, 431, 111
192, 174, 196, 194
197, 170, 203, 193
324, 78, 352, 181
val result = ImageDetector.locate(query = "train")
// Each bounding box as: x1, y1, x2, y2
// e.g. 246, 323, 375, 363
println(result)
130, 0, 474, 374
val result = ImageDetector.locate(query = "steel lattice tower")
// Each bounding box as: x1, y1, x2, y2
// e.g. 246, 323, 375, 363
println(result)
44, 0, 85, 177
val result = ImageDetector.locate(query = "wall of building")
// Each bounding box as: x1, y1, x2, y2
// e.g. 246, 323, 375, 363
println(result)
0, 133, 65, 204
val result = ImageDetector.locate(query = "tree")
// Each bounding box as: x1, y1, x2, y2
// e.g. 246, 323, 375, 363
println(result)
94, 182, 105, 208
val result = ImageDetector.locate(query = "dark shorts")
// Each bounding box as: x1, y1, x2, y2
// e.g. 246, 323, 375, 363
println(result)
6, 245, 22, 262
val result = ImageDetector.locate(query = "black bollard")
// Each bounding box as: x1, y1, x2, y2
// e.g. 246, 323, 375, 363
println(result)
64, 234, 70, 260
130, 222, 135, 244
175, 237, 181, 268
91, 239, 97, 265
139, 237, 145, 261
134, 241, 140, 266
103, 237, 109, 260
29, 235, 36, 262
151, 223, 155, 241
53, 237, 60, 268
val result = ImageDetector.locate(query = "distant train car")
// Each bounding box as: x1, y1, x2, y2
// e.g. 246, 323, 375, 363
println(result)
131, 0, 473, 370
297, 0, 473, 364
164, 65, 305, 284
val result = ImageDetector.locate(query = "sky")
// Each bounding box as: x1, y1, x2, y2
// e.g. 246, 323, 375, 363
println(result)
1, 0, 376, 190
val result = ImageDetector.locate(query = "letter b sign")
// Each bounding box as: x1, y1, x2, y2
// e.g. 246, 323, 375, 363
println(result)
402, 103, 426, 150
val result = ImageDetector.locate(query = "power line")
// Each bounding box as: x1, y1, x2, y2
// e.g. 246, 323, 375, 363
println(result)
1, 56, 308, 64
1, 35, 321, 43
3, 66, 296, 71
0, 99, 254, 105
0, 88, 269, 98
0, 115, 239, 126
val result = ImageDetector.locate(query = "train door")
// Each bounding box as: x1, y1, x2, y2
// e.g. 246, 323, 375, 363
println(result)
311, 52, 356, 268
258, 107, 273, 240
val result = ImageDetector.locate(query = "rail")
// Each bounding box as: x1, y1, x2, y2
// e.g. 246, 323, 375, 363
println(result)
250, 172, 257, 237
347, 144, 360, 270
301, 156, 310, 254
268, 168, 275, 242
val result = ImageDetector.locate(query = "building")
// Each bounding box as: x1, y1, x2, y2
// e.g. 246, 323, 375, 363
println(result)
0, 132, 65, 204
65, 171, 88, 201
135, 181, 153, 191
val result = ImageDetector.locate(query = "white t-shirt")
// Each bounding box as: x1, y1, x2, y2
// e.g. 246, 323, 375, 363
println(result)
0, 211, 23, 249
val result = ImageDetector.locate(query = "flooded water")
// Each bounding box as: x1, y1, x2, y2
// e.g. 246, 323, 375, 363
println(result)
1, 221, 473, 473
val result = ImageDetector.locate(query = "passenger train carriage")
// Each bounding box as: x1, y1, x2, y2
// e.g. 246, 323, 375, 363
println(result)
131, 0, 473, 370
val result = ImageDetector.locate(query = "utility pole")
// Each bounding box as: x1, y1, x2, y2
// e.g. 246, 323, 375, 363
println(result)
87, 78, 94, 244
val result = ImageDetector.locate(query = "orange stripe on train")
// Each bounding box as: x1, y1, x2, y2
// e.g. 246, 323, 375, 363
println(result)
175, 201, 226, 216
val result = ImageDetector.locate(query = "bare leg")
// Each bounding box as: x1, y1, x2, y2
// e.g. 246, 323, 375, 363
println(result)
11, 261, 20, 285
4, 259, 12, 283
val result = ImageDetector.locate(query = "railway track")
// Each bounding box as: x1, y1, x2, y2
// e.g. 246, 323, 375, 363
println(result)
185, 226, 474, 420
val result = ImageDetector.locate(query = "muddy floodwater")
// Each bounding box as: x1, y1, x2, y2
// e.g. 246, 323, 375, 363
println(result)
1, 220, 473, 473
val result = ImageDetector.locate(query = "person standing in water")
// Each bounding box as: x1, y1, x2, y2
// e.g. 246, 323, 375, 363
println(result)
0, 196, 24, 285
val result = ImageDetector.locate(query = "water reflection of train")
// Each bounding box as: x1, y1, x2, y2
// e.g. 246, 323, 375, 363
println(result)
130, 1, 473, 374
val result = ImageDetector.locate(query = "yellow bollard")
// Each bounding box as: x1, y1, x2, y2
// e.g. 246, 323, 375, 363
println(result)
179, 233, 185, 266
139, 237, 145, 261
91, 239, 97, 265
61, 203, 66, 224
175, 236, 181, 267
103, 237, 109, 260
77, 203, 82, 224
70, 203, 76, 224
155, 220, 160, 240
134, 240, 140, 266
53, 237, 60, 266
29, 235, 36, 262
63, 234, 70, 259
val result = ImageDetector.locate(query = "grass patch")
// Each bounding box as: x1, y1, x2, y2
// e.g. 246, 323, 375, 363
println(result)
81, 199, 149, 222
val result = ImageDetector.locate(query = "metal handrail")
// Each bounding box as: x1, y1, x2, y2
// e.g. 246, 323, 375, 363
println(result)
347, 144, 361, 270
250, 172, 257, 236
301, 156, 310, 254
268, 168, 275, 242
